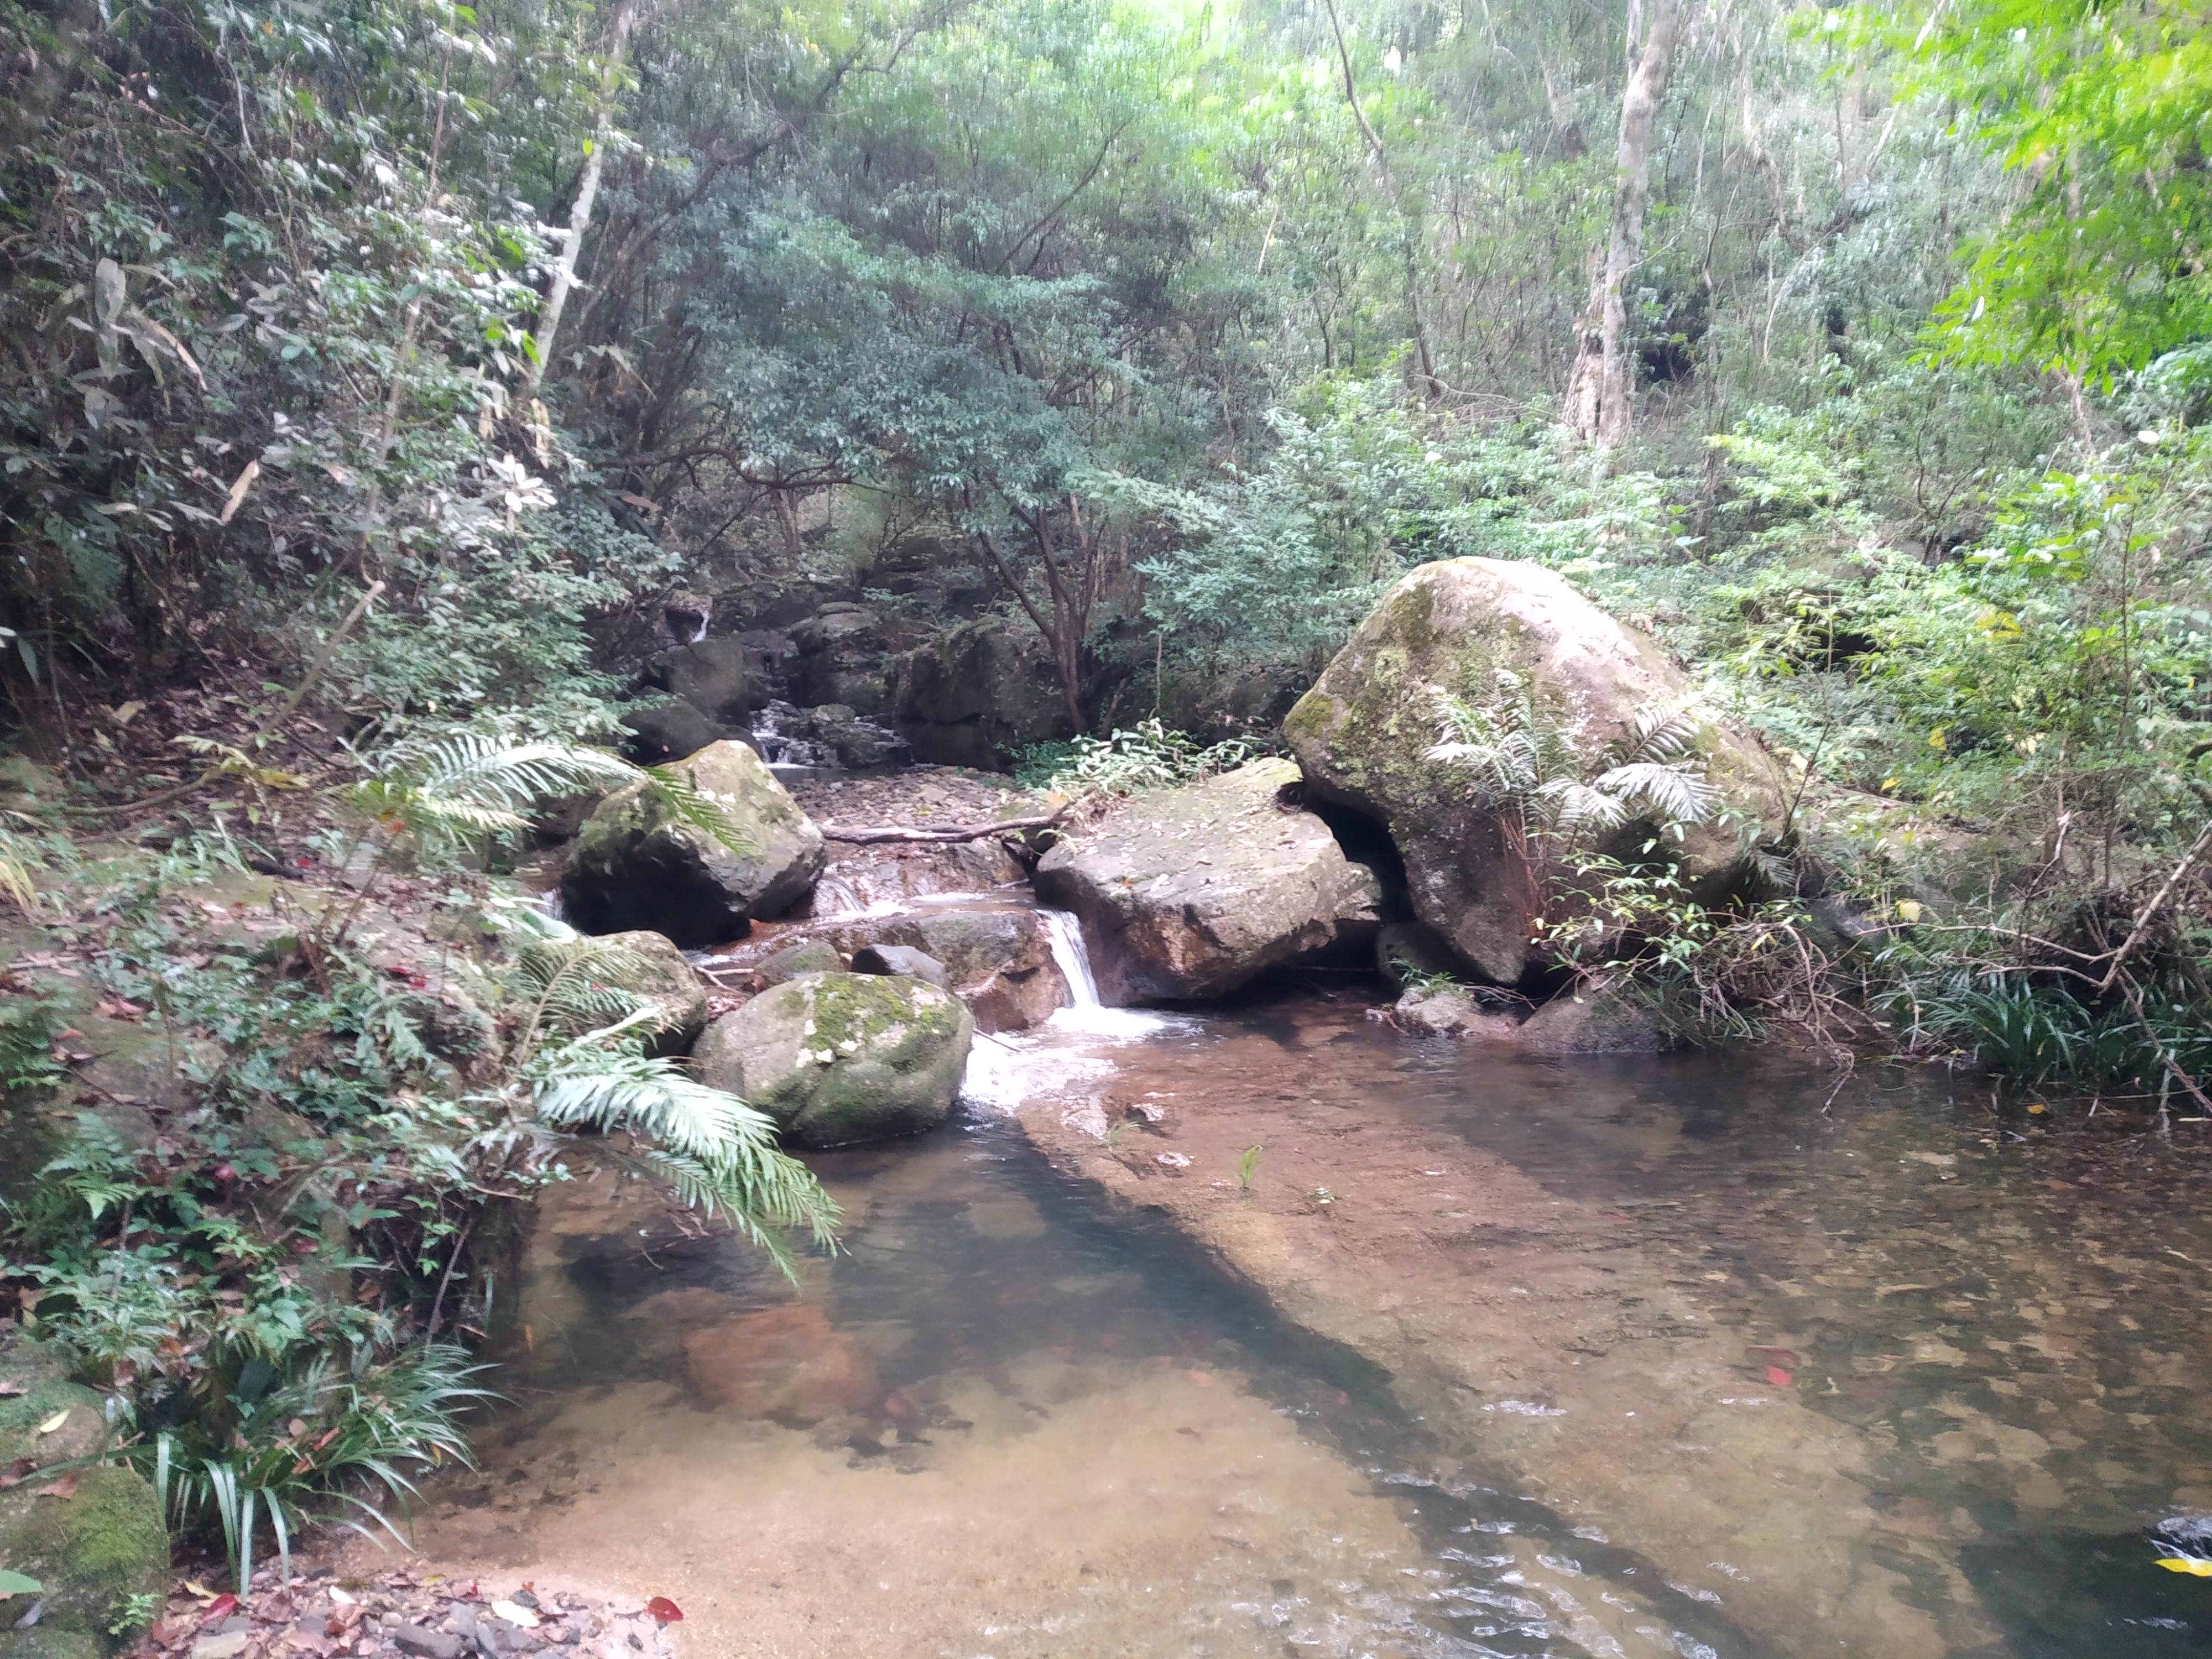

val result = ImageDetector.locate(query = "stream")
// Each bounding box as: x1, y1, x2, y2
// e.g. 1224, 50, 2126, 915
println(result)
416, 891, 2212, 1659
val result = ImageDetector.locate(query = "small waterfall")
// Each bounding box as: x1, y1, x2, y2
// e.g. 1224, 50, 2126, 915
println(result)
1039, 910, 1099, 1008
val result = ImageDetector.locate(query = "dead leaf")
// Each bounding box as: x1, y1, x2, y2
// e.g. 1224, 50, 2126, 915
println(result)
35, 1409, 70, 1434
0, 1458, 36, 1488
0, 1383, 24, 1399
217, 459, 260, 526
642, 1598, 682, 1625
488, 1602, 538, 1630
33, 1472, 78, 1500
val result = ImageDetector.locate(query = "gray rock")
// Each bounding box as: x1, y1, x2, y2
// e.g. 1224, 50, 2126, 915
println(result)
1392, 985, 1521, 1040
1284, 557, 1786, 983
850, 943, 948, 987
692, 973, 973, 1147
1519, 978, 1673, 1053
754, 938, 844, 983
561, 741, 826, 946
654, 637, 763, 727
620, 701, 726, 765
392, 1626, 465, 1659
187, 1637, 251, 1659
0, 1456, 165, 1656
1034, 759, 1383, 1004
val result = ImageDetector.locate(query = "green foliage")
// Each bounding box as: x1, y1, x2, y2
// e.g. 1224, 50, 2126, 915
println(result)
1425, 677, 1718, 893
1042, 719, 1262, 797
1898, 0, 2212, 385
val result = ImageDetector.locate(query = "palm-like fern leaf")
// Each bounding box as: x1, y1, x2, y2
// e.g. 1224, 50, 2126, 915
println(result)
525, 1045, 840, 1278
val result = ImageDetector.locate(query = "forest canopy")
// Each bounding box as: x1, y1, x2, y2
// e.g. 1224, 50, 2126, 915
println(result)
0, 0, 2206, 857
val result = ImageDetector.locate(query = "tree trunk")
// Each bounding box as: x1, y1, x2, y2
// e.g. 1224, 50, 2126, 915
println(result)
1565, 0, 1684, 451
524, 0, 638, 402
1320, 0, 1441, 400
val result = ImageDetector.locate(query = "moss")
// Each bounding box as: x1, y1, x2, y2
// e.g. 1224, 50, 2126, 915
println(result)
0, 1630, 105, 1659
807, 974, 958, 1070
0, 1383, 104, 1467
0, 1465, 167, 1651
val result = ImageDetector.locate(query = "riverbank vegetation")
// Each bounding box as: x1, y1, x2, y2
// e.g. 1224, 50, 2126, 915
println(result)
3, 0, 2211, 1605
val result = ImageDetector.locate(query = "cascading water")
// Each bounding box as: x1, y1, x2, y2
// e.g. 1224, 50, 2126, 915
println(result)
1038, 909, 1100, 1008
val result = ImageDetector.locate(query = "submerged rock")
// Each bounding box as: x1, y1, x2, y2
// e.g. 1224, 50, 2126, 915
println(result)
681, 1303, 878, 1424
1284, 557, 1783, 983
1034, 758, 1383, 1004
692, 972, 973, 1146
561, 740, 826, 947
1392, 984, 1521, 1041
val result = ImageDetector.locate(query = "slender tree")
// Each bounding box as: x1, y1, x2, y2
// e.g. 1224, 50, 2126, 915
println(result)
1565, 0, 1686, 451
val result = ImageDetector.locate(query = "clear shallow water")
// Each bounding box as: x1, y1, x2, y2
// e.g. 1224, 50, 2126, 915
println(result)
419, 992, 2212, 1659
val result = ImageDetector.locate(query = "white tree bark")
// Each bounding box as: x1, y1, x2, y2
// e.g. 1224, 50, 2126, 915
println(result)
1566, 0, 1685, 451
524, 0, 637, 401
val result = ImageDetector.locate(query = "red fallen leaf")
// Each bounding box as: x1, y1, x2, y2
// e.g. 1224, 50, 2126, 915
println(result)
0, 1458, 34, 1488
643, 1598, 683, 1625
201, 1596, 239, 1626
1764, 1366, 1794, 1387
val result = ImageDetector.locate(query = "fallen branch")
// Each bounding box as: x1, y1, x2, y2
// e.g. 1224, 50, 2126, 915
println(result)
2096, 819, 2212, 993
821, 809, 1067, 845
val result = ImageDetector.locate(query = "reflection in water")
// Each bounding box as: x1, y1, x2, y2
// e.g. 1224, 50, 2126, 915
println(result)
416, 992, 2212, 1659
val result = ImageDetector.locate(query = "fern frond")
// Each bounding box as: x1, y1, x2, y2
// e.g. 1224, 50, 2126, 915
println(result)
524, 1044, 840, 1278
644, 761, 759, 860
1592, 759, 1719, 826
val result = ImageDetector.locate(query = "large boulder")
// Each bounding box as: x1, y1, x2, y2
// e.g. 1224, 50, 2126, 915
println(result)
649, 637, 763, 729
561, 742, 826, 947
1034, 758, 1385, 1004
791, 606, 896, 716
1284, 558, 1784, 983
891, 618, 1071, 769
692, 972, 973, 1147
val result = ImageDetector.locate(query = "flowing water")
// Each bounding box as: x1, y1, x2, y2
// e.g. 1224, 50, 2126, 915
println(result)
410, 947, 2212, 1658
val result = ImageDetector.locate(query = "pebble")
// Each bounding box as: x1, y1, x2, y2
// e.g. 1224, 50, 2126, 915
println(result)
392, 1624, 466, 1659
192, 1635, 253, 1659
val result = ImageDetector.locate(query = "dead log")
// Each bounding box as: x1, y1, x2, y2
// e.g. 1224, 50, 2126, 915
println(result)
820, 809, 1067, 846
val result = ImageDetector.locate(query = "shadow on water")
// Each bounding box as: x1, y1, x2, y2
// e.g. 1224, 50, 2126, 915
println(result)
458, 988, 2212, 1659
535, 1105, 1770, 1658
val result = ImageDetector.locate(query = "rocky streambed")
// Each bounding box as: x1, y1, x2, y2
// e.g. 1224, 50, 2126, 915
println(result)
383, 556, 2211, 1659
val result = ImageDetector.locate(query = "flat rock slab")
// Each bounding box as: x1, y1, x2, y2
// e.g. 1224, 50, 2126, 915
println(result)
1034, 758, 1383, 1004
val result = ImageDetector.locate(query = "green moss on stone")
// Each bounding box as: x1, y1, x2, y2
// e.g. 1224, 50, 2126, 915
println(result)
0, 1465, 167, 1651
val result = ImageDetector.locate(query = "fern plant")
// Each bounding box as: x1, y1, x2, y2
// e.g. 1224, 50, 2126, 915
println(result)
1425, 673, 1718, 900
465, 911, 841, 1280
327, 729, 755, 946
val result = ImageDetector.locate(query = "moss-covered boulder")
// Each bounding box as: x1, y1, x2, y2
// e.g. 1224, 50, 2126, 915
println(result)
0, 1342, 165, 1656
890, 617, 1070, 768
0, 1465, 166, 1652
692, 972, 973, 1147
1284, 558, 1785, 983
561, 741, 826, 947
1033, 759, 1385, 1004
520, 930, 708, 1056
